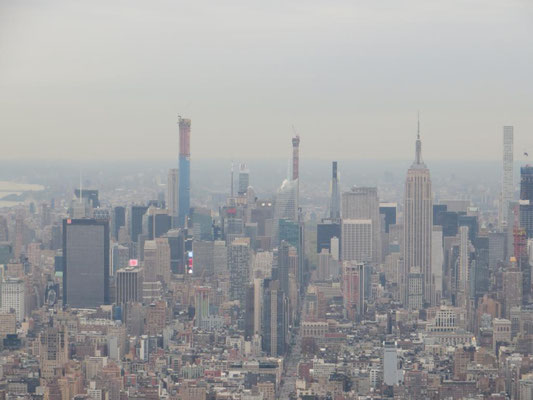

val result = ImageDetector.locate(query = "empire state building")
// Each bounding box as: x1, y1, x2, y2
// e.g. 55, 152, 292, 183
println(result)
404, 122, 433, 308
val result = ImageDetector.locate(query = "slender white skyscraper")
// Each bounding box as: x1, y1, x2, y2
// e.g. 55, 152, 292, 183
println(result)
501, 126, 514, 228
330, 161, 340, 220
403, 120, 433, 307
167, 168, 179, 228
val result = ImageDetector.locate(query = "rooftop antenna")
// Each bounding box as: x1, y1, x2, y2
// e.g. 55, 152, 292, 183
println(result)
417, 110, 420, 140
230, 161, 234, 197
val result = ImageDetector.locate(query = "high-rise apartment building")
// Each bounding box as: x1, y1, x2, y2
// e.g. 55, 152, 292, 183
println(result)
501, 126, 514, 228
342, 262, 365, 321
292, 135, 300, 181
404, 127, 432, 307
63, 218, 109, 309
178, 117, 191, 227
228, 238, 251, 305
167, 168, 179, 228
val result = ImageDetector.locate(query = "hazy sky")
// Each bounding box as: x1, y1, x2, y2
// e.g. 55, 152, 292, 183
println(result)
1, 0, 532, 161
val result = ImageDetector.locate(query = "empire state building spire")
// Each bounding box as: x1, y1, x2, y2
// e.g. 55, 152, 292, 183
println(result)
413, 113, 425, 168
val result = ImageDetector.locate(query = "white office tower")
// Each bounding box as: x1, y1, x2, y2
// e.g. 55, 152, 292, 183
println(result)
341, 219, 372, 263
341, 187, 381, 263
457, 226, 470, 309
500, 126, 514, 228
330, 237, 340, 261
1, 278, 25, 321
383, 341, 400, 386
252, 251, 273, 279
431, 226, 444, 306
404, 125, 433, 307
167, 169, 179, 228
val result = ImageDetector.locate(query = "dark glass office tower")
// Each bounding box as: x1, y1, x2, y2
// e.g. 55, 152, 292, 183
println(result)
458, 215, 478, 242
379, 204, 397, 233
316, 221, 341, 253
113, 206, 126, 240
130, 205, 148, 243
63, 218, 109, 308
520, 166, 533, 238
521, 166, 533, 201
261, 279, 288, 357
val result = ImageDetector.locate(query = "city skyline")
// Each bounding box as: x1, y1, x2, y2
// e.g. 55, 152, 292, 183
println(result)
2, 2, 533, 399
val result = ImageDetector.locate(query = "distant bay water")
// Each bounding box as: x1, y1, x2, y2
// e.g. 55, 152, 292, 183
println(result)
0, 181, 45, 207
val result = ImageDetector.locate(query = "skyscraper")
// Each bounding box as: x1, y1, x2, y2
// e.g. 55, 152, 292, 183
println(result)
39, 326, 68, 380
292, 135, 300, 181
342, 262, 365, 321
63, 218, 109, 309
194, 286, 210, 328
116, 267, 142, 304
341, 219, 373, 263
501, 126, 514, 228
403, 122, 433, 307
456, 225, 470, 309
130, 205, 148, 244
113, 206, 126, 241
342, 187, 381, 263
238, 163, 250, 195
520, 165, 533, 239
228, 238, 251, 306
0, 278, 25, 322
431, 226, 444, 305
262, 278, 288, 356
178, 117, 191, 227
167, 168, 179, 228
330, 161, 340, 220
